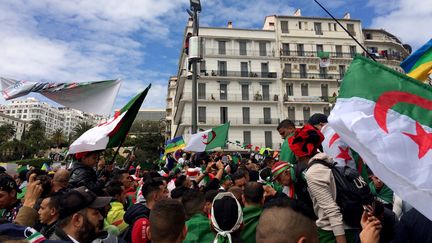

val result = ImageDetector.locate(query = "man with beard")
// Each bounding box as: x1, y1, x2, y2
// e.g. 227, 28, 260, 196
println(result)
49, 186, 111, 242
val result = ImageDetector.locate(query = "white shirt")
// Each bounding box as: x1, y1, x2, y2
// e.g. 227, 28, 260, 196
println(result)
67, 234, 80, 243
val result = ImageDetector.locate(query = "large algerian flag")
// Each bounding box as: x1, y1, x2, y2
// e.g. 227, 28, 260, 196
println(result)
69, 84, 151, 154
184, 123, 230, 152
329, 55, 432, 220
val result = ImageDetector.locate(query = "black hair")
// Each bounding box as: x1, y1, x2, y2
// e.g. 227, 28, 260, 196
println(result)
105, 180, 124, 198
264, 197, 317, 220
142, 177, 165, 200
277, 119, 295, 130
175, 175, 187, 188
181, 190, 205, 219
150, 199, 186, 243
205, 190, 218, 203
244, 182, 264, 204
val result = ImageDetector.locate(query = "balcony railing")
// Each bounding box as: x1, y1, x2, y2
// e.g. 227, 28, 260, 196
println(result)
281, 50, 356, 58
182, 92, 280, 102
206, 70, 278, 78
205, 48, 275, 57
283, 96, 330, 103
180, 117, 280, 125
282, 72, 342, 80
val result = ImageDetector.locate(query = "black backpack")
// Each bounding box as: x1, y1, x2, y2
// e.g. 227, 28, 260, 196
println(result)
308, 160, 374, 227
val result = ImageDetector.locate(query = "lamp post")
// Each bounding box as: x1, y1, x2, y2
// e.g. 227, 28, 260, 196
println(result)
188, 0, 201, 134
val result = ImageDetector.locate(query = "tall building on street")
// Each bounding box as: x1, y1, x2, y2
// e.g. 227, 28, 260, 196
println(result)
168, 10, 410, 151
0, 112, 27, 140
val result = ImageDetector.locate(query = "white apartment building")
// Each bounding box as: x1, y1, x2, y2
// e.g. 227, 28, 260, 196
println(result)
168, 11, 410, 151
0, 112, 27, 140
166, 76, 177, 138
0, 97, 106, 137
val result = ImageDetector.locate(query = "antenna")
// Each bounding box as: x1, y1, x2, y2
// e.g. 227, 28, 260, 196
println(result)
313, 0, 376, 62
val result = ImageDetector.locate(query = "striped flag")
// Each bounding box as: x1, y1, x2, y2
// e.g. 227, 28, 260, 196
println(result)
400, 39, 432, 82
164, 136, 186, 154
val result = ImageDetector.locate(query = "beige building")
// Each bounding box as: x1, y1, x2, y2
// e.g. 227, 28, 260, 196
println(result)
0, 112, 27, 140
168, 10, 410, 151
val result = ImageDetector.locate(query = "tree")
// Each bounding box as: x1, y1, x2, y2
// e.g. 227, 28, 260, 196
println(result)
51, 128, 65, 148
72, 122, 93, 141
0, 123, 16, 145
22, 120, 49, 158
127, 120, 165, 163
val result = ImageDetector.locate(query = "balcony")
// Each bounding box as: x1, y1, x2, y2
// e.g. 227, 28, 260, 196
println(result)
282, 72, 342, 80
281, 50, 356, 58
283, 96, 329, 104
205, 48, 275, 57
207, 70, 277, 78
181, 92, 280, 102
180, 117, 280, 126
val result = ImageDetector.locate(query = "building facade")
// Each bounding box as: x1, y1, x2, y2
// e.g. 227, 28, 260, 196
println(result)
0, 112, 27, 140
168, 11, 410, 151
0, 97, 106, 137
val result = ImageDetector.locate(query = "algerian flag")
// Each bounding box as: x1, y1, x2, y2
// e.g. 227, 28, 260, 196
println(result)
184, 123, 230, 152
329, 56, 432, 220
321, 124, 356, 169
69, 84, 151, 154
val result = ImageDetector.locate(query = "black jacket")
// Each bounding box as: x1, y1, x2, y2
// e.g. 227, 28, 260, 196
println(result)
393, 208, 432, 243
122, 203, 151, 242
68, 162, 105, 195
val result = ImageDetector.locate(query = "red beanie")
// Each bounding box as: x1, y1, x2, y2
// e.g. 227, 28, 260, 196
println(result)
288, 124, 324, 157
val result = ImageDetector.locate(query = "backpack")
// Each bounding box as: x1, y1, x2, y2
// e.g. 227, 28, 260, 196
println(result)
308, 160, 374, 227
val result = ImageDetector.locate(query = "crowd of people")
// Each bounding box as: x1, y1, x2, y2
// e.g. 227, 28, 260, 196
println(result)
0, 113, 431, 243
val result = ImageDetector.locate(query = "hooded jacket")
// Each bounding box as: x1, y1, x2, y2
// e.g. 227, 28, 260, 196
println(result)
68, 162, 104, 195
123, 203, 151, 243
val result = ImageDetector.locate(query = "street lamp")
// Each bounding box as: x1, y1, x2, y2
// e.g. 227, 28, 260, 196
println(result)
187, 0, 202, 134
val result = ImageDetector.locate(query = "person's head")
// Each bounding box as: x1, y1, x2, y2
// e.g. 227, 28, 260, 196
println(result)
277, 119, 296, 139
263, 157, 276, 169
175, 175, 191, 188
367, 169, 383, 190
0, 174, 20, 209
242, 182, 264, 206
52, 169, 70, 191
271, 162, 293, 186
289, 124, 325, 163
232, 170, 247, 189
16, 169, 28, 185
204, 190, 218, 215
97, 157, 106, 171
245, 160, 258, 171
257, 199, 318, 243
112, 169, 132, 189
27, 169, 51, 198
149, 199, 187, 243
220, 175, 233, 191
105, 180, 126, 203
170, 186, 191, 200
57, 186, 111, 242
211, 192, 243, 241
142, 177, 168, 208
181, 190, 205, 219
228, 186, 244, 207
38, 196, 60, 225
307, 113, 328, 130
75, 150, 102, 168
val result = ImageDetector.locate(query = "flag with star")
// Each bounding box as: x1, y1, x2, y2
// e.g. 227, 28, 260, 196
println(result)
184, 123, 230, 152
329, 56, 432, 220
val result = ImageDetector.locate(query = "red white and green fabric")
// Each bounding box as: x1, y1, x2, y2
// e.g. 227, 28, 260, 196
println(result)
329, 56, 432, 220
69, 84, 151, 154
321, 124, 356, 169
184, 123, 230, 152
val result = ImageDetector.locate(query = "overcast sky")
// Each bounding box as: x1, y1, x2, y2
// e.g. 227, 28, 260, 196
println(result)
0, 0, 430, 114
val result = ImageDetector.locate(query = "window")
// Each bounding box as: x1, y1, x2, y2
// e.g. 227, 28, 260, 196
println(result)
298, 21, 302, 29
349, 46, 357, 57
281, 21, 289, 33
242, 107, 250, 124
265, 131, 273, 148
328, 23, 337, 31
288, 106, 296, 121
241, 62, 248, 77
200, 60, 206, 73
347, 24, 355, 36
282, 43, 290, 56
261, 63, 269, 77
365, 33, 372, 40
198, 107, 206, 123
323, 106, 331, 117
259, 42, 267, 56
321, 84, 329, 97
198, 83, 206, 99
339, 65, 346, 79
24, 110, 27, 113
218, 41, 226, 55
286, 83, 294, 96
239, 41, 247, 55
314, 22, 323, 35
297, 44, 304, 56
284, 63, 292, 78
301, 83, 309, 96
262, 84, 270, 101
241, 84, 249, 100
303, 107, 311, 122
316, 44, 324, 54
335, 45, 342, 57
218, 61, 227, 76
220, 83, 227, 100
300, 64, 307, 78
243, 131, 251, 145
263, 107, 271, 124
319, 67, 328, 78
220, 107, 228, 124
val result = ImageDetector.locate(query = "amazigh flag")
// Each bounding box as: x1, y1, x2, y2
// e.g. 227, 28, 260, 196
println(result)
165, 136, 186, 154
1, 78, 121, 116
184, 123, 229, 152
400, 39, 432, 82
69, 84, 151, 154
329, 55, 432, 220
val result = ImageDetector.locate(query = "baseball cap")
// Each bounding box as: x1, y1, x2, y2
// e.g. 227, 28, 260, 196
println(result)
58, 186, 111, 219
0, 174, 21, 193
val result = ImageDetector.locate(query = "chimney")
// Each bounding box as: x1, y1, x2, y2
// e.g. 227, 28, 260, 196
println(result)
227, 21, 233, 28
343, 12, 351, 19
188, 17, 193, 27
294, 9, 301, 16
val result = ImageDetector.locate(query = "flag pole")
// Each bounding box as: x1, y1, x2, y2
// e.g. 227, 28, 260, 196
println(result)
313, 0, 377, 62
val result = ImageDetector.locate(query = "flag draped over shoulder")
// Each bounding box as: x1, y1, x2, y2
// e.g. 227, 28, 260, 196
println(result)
69, 84, 151, 154
400, 39, 432, 82
165, 136, 186, 154
329, 56, 432, 220
0, 78, 121, 116
184, 123, 230, 152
